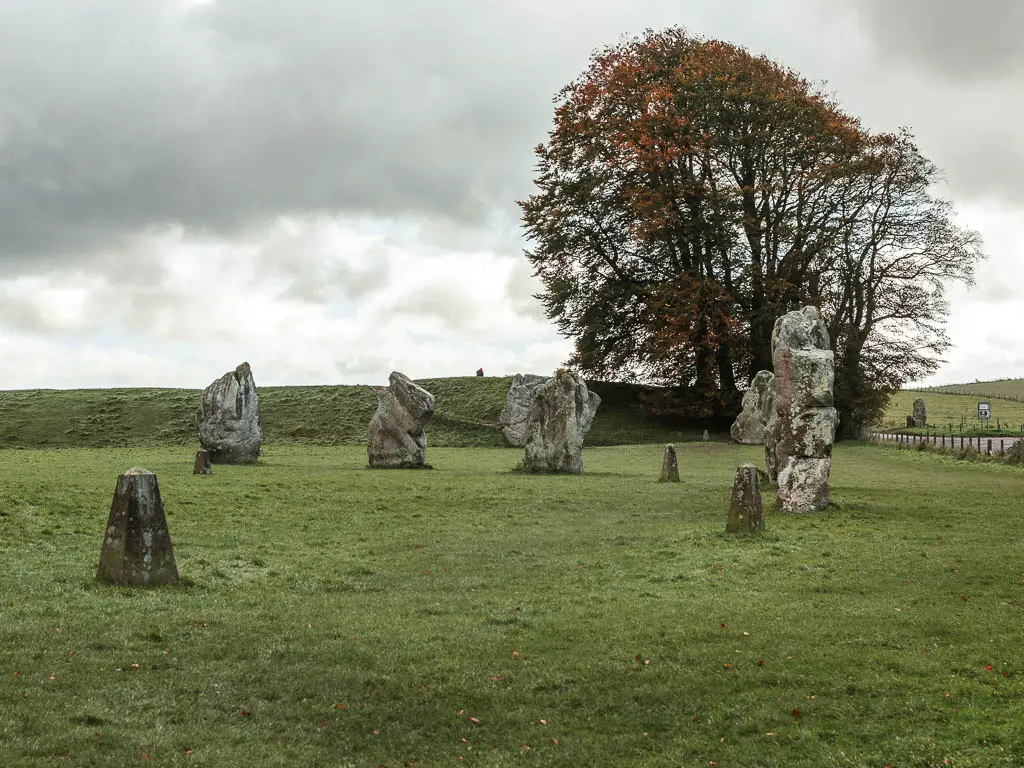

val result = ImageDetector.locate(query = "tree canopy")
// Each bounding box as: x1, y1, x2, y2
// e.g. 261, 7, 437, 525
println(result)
519, 27, 982, 435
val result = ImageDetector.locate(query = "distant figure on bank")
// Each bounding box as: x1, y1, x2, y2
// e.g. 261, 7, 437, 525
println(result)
476, 368, 484, 377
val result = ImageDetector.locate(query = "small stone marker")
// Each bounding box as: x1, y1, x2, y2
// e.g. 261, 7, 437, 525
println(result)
97, 468, 179, 586
702, 429, 710, 442
906, 415, 914, 428
659, 444, 679, 482
726, 463, 764, 533
193, 449, 212, 475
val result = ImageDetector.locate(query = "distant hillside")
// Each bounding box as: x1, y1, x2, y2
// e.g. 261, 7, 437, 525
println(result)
882, 379, 1024, 431
912, 378, 1024, 403
0, 376, 703, 450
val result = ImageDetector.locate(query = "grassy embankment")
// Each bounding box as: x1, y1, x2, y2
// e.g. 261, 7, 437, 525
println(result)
1, 442, 1023, 766
0, 376, 701, 450
880, 378, 1024, 436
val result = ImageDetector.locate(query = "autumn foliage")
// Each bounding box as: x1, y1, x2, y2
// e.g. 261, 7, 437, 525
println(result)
520, 28, 981, 431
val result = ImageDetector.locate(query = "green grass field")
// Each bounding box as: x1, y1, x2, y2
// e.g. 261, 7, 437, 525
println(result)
2, 442, 1023, 766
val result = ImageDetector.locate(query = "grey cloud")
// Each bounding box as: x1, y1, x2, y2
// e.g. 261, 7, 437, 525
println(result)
252, 221, 391, 303
845, 0, 1024, 78
0, 0, 778, 274
3, 0, 1022, 280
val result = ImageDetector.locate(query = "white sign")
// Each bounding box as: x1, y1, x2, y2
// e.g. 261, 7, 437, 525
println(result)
978, 401, 991, 420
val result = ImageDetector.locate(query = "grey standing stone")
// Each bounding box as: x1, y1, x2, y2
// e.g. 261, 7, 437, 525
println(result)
762, 374, 780, 482
193, 450, 211, 475
912, 398, 927, 428
906, 415, 915, 428
196, 362, 262, 464
730, 370, 776, 444
659, 444, 679, 482
367, 371, 436, 468
521, 370, 600, 474
702, 429, 710, 442
499, 374, 547, 447
726, 463, 764, 533
770, 306, 836, 512
97, 468, 179, 586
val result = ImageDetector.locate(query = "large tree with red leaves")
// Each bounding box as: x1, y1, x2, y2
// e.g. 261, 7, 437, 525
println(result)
519, 27, 981, 434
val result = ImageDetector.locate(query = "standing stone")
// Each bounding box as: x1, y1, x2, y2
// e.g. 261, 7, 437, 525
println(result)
196, 362, 262, 464
521, 370, 601, 474
702, 429, 710, 443
97, 468, 179, 586
726, 463, 764, 533
192, 449, 211, 475
498, 374, 547, 447
730, 370, 776, 444
912, 398, 927, 428
659, 444, 679, 482
367, 371, 435, 468
906, 415, 915, 428
762, 373, 780, 482
771, 306, 836, 512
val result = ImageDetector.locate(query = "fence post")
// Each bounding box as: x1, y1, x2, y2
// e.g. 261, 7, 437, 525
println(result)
987, 439, 992, 455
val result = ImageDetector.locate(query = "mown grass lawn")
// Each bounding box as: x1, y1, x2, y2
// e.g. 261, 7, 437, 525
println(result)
1, 442, 1022, 766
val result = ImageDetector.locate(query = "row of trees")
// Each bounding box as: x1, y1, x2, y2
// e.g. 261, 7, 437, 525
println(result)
519, 28, 982, 437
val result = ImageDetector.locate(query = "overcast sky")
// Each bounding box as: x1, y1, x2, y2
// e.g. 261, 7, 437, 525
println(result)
1, 0, 1021, 390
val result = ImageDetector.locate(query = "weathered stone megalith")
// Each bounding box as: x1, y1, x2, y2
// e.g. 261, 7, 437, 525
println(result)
367, 371, 435, 468
761, 373, 780, 482
912, 398, 927, 428
196, 362, 262, 464
730, 370, 776, 444
659, 444, 679, 482
726, 463, 764, 533
521, 370, 601, 474
499, 374, 547, 447
193, 449, 211, 475
97, 468, 179, 586
770, 306, 836, 512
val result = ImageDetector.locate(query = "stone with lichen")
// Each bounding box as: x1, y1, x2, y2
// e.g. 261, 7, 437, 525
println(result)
521, 370, 600, 474
367, 371, 435, 468
196, 362, 262, 464
770, 306, 836, 512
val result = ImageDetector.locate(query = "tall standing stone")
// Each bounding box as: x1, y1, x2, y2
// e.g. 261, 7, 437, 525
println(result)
771, 306, 836, 512
498, 374, 547, 447
97, 468, 179, 586
659, 444, 679, 482
726, 463, 764, 533
196, 362, 262, 464
762, 373, 780, 482
730, 370, 776, 444
367, 371, 436, 468
521, 370, 601, 474
912, 398, 927, 428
